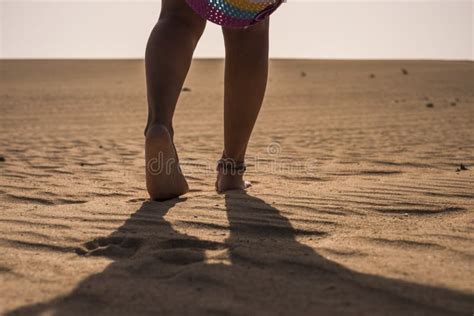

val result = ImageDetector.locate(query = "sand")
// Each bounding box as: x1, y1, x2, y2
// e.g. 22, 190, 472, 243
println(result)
0, 60, 473, 315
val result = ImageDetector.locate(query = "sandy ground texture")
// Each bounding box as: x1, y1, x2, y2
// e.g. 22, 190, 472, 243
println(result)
0, 60, 473, 315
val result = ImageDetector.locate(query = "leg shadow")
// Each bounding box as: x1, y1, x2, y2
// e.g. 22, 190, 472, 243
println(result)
223, 191, 473, 315
7, 198, 226, 316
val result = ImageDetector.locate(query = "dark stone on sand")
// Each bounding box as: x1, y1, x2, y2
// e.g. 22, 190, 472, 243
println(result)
99, 145, 103, 149
80, 162, 85, 167
301, 71, 307, 77
401, 68, 409, 75
0, 156, 5, 162
182, 87, 191, 92
451, 102, 457, 106
456, 164, 468, 172
426, 103, 434, 108
75, 247, 87, 255
369, 74, 375, 79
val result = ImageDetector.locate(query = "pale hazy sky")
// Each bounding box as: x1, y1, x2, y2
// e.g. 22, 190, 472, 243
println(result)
1, 0, 473, 59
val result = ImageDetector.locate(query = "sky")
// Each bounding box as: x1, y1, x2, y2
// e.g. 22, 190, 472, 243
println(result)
0, 0, 473, 60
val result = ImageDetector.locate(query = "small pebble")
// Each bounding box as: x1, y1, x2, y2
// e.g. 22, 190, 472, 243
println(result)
301, 71, 307, 77
182, 87, 191, 92
401, 68, 409, 75
450, 102, 457, 106
369, 74, 375, 79
426, 103, 434, 108
460, 163, 468, 171
0, 156, 5, 162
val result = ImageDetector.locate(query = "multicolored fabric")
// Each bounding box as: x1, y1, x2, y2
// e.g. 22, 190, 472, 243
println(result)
186, 0, 283, 28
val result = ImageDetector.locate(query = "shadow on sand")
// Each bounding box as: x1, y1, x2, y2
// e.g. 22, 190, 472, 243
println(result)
7, 192, 473, 315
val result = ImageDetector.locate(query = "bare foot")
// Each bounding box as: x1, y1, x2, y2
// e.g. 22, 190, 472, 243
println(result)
216, 172, 251, 193
145, 124, 189, 201
215, 158, 251, 193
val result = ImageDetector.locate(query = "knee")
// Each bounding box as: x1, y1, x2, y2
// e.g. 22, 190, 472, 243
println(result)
158, 9, 206, 39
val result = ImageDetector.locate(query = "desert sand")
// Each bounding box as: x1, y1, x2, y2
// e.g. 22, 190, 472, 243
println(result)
0, 60, 473, 315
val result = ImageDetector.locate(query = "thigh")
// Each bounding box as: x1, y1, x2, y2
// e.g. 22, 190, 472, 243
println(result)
160, 0, 206, 27
222, 18, 269, 42
161, 0, 195, 15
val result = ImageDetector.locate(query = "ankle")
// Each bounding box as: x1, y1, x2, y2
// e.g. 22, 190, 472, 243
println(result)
145, 123, 174, 140
221, 151, 245, 164
217, 157, 247, 177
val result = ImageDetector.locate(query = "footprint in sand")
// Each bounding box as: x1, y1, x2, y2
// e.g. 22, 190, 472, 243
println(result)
76, 236, 143, 258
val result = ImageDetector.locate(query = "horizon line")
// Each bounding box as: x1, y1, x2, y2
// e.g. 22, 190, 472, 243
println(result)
1, 58, 473, 62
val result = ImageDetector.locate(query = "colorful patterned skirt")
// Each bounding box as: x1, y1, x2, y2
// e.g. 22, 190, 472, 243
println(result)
186, 0, 284, 28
